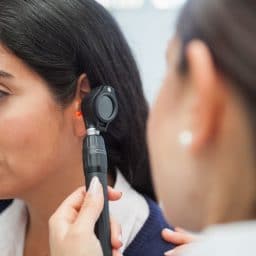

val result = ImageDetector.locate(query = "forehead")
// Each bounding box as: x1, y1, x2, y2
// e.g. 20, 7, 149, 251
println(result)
0, 43, 45, 84
0, 44, 25, 74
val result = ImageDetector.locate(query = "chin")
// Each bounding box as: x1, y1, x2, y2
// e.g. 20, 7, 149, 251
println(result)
0, 185, 28, 199
0, 193, 14, 200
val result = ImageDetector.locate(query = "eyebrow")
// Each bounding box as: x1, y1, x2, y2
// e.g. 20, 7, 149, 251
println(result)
0, 70, 14, 79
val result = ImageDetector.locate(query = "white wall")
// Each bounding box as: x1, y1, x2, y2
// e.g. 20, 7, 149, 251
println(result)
110, 1, 184, 104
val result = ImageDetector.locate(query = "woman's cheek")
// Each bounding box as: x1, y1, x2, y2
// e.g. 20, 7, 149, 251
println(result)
0, 109, 59, 180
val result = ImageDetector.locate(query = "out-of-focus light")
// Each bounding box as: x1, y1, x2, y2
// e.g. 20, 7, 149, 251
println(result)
96, 0, 111, 8
151, 0, 186, 9
96, 0, 145, 10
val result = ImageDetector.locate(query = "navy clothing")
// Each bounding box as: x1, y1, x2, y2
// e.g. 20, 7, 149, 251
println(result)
0, 200, 12, 213
124, 197, 175, 256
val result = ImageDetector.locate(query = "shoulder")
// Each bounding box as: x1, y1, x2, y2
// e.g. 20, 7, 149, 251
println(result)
124, 196, 175, 256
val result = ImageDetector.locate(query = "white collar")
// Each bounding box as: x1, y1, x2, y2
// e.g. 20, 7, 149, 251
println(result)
0, 171, 149, 255
0, 200, 27, 256
110, 171, 149, 250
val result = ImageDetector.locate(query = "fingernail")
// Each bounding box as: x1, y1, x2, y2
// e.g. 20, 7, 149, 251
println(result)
164, 228, 174, 234
88, 177, 101, 195
119, 233, 123, 244
164, 250, 174, 256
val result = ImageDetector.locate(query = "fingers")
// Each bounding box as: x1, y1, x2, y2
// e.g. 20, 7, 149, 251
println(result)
52, 187, 86, 219
49, 187, 86, 237
110, 215, 122, 249
162, 228, 195, 245
74, 177, 104, 232
49, 180, 122, 242
112, 249, 123, 256
51, 185, 121, 225
164, 245, 190, 256
51, 184, 121, 226
174, 227, 198, 242
174, 227, 191, 234
108, 186, 122, 201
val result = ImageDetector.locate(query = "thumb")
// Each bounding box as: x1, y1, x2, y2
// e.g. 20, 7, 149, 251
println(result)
49, 187, 86, 238
74, 176, 104, 233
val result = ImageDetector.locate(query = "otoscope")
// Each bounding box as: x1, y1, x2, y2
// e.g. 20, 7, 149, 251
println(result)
81, 85, 118, 256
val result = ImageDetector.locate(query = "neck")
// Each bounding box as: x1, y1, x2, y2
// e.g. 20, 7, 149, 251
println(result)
205, 158, 256, 227
20, 156, 114, 255
203, 100, 256, 227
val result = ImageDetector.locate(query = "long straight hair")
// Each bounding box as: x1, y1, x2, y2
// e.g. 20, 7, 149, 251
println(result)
0, 0, 156, 200
177, 0, 256, 117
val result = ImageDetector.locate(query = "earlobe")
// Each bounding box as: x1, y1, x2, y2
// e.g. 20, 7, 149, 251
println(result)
73, 100, 87, 137
186, 40, 226, 152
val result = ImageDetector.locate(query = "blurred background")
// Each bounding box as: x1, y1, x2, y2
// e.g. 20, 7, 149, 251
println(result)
96, 0, 186, 104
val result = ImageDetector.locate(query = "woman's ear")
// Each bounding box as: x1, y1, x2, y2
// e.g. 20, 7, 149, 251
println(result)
185, 40, 226, 153
73, 74, 91, 137
77, 73, 91, 99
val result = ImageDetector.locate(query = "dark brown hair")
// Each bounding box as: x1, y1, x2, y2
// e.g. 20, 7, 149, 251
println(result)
177, 0, 256, 110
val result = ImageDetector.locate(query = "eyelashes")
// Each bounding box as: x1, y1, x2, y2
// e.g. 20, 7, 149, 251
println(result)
0, 90, 9, 100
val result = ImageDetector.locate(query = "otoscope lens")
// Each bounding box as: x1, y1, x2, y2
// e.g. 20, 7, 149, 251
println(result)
97, 95, 114, 121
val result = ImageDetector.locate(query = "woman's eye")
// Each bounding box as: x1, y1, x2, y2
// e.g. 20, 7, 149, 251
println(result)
0, 91, 9, 99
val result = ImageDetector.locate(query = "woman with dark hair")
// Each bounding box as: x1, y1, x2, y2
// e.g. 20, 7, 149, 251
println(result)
150, 0, 256, 254
0, 0, 173, 255
50, 0, 256, 255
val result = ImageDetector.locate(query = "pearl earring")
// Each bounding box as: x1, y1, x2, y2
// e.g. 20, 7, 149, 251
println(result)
179, 130, 193, 147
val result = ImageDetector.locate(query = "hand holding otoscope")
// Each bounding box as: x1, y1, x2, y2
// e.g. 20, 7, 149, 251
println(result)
49, 86, 122, 256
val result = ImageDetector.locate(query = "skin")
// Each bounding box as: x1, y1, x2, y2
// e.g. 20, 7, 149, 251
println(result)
147, 37, 256, 233
162, 228, 198, 256
0, 43, 117, 256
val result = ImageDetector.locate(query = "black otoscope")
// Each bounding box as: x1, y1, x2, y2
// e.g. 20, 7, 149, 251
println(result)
81, 85, 118, 256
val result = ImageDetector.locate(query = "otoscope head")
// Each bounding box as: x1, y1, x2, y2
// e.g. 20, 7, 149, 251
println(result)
81, 86, 118, 132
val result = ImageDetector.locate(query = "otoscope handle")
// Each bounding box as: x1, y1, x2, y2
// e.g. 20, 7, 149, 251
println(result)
85, 172, 111, 256
83, 135, 112, 256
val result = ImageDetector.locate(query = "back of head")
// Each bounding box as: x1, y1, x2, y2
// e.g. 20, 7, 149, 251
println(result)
177, 0, 256, 126
171, 0, 256, 227
0, 0, 156, 200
